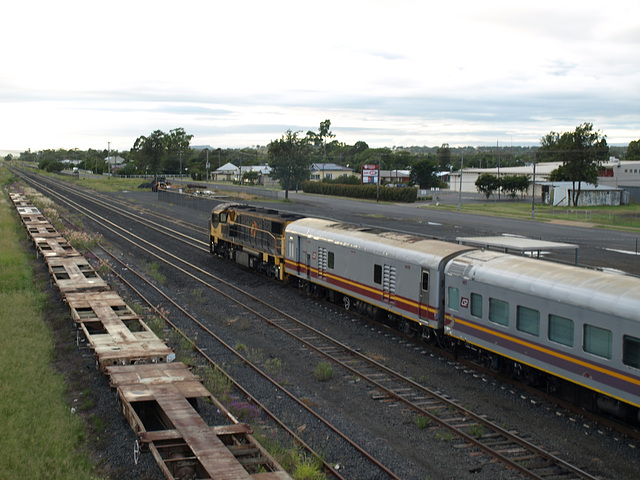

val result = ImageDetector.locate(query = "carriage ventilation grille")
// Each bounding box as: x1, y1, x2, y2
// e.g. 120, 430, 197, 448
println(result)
448, 261, 473, 277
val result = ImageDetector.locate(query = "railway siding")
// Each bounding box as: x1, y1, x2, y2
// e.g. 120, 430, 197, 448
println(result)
8, 190, 291, 480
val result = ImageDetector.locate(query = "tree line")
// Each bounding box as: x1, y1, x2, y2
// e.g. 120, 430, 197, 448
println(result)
9, 120, 639, 206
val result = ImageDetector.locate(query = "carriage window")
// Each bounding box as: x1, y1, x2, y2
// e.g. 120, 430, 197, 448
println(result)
328, 252, 335, 269
421, 271, 429, 291
374, 264, 382, 284
448, 287, 460, 311
548, 314, 574, 347
623, 335, 640, 369
517, 306, 540, 336
220, 213, 228, 223
583, 324, 612, 359
488, 298, 509, 326
470, 293, 483, 318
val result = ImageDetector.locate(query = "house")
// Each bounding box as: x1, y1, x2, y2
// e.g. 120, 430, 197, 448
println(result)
212, 163, 276, 186
212, 162, 240, 182
380, 169, 410, 185
239, 165, 276, 186
310, 163, 357, 182
105, 155, 126, 172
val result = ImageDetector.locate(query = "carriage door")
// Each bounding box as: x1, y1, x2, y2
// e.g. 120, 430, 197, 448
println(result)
418, 269, 430, 320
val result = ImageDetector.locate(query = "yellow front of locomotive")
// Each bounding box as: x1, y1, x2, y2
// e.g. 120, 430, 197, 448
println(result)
209, 203, 238, 254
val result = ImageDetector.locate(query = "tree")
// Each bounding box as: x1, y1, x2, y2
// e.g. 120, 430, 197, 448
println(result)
409, 159, 439, 189
627, 139, 640, 160
500, 175, 530, 199
268, 130, 312, 199
539, 123, 608, 206
242, 170, 259, 185
165, 127, 193, 173
307, 119, 335, 159
548, 164, 570, 182
436, 143, 451, 171
132, 130, 166, 175
475, 173, 501, 199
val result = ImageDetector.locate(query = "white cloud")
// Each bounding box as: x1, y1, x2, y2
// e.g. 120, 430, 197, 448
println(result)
1, 0, 639, 152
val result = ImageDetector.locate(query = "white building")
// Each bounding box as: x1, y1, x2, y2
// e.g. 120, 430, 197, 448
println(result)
598, 159, 640, 188
449, 159, 640, 202
448, 162, 563, 196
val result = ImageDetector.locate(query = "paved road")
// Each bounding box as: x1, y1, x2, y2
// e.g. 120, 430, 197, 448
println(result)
116, 182, 639, 276
257, 190, 640, 276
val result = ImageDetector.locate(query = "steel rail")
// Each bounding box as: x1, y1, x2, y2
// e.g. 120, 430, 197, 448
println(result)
16, 169, 600, 479
18, 171, 402, 480
90, 246, 356, 480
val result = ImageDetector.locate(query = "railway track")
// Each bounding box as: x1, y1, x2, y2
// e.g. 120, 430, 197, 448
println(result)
13, 171, 404, 478
12, 169, 625, 478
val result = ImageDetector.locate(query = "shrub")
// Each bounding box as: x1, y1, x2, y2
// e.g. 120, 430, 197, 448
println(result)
314, 362, 333, 382
302, 181, 417, 203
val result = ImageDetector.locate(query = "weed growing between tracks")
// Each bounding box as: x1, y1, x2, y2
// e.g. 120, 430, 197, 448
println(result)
314, 361, 334, 382
158, 309, 329, 480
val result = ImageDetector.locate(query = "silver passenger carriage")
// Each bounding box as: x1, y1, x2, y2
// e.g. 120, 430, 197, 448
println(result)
444, 249, 640, 417
284, 218, 473, 335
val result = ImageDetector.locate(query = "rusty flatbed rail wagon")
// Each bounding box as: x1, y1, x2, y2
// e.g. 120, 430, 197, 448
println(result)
108, 363, 289, 480
8, 189, 292, 480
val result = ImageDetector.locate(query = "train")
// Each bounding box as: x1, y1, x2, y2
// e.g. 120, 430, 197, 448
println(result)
209, 203, 640, 422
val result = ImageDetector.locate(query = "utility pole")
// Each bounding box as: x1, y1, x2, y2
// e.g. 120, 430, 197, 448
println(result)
377, 152, 381, 203
497, 140, 501, 200
107, 141, 110, 179
531, 152, 536, 219
458, 155, 464, 211
206, 149, 210, 182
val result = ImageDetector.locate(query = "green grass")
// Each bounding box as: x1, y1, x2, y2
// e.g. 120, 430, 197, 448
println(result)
0, 176, 101, 479
314, 362, 334, 382
430, 200, 640, 230
61, 173, 147, 193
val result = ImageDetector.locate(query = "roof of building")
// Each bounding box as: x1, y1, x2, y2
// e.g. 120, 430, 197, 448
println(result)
215, 162, 239, 173
240, 165, 272, 174
311, 163, 353, 172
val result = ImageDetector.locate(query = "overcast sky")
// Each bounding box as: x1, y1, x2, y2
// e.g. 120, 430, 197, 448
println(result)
2, 1, 639, 154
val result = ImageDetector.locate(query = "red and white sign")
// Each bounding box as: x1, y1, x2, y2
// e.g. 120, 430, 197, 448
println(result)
361, 164, 379, 185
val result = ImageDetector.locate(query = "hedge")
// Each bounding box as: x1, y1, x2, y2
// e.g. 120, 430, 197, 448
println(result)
302, 181, 417, 203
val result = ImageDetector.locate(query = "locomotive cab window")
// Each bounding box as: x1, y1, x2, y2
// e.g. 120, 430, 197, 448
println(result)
448, 287, 460, 311
211, 213, 219, 225
374, 264, 382, 284
623, 335, 640, 369
421, 271, 429, 291
219, 212, 228, 223
583, 324, 612, 359
271, 222, 283, 235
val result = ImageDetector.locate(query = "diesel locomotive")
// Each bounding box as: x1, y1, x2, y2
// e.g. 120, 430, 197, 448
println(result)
210, 203, 640, 422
